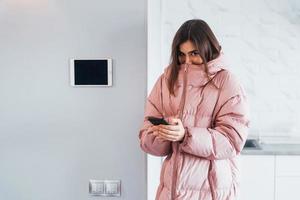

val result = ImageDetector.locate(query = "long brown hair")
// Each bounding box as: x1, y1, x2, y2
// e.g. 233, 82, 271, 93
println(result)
168, 19, 222, 95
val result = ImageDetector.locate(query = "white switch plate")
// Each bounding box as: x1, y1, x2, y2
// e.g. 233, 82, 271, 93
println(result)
89, 180, 104, 195
89, 180, 121, 197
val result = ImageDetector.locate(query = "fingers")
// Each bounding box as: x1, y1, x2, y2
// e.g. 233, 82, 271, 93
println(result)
159, 125, 180, 131
148, 126, 161, 137
156, 127, 182, 141
157, 131, 178, 141
148, 126, 159, 132
169, 118, 183, 126
148, 118, 184, 142
149, 125, 179, 141
148, 123, 180, 132
159, 128, 179, 137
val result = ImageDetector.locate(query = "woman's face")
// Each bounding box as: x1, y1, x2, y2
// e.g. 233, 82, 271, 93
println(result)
178, 40, 203, 65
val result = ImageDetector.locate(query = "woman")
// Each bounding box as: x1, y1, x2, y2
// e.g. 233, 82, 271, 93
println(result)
139, 19, 249, 200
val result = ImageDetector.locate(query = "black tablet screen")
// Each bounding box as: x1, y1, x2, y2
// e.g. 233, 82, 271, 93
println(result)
74, 60, 108, 85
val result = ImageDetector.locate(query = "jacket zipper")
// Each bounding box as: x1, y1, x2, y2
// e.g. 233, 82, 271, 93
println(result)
208, 161, 216, 200
170, 64, 188, 200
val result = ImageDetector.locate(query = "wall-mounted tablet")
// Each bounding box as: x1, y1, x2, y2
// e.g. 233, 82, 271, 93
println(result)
70, 58, 112, 87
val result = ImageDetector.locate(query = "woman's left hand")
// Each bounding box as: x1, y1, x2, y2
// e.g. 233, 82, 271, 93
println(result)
153, 118, 185, 142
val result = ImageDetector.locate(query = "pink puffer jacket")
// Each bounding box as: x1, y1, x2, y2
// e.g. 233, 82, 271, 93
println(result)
139, 53, 249, 200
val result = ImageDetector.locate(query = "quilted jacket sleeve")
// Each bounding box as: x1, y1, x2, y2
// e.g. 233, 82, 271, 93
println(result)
179, 71, 250, 160
139, 75, 172, 157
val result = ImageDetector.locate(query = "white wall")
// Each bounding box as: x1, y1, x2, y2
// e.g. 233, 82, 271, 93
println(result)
152, 0, 300, 139
0, 0, 147, 200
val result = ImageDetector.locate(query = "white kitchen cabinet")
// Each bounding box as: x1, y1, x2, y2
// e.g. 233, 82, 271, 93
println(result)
239, 155, 275, 200
275, 156, 300, 200
275, 156, 300, 177
275, 177, 300, 200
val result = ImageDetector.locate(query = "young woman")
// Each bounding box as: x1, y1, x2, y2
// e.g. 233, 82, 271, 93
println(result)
139, 19, 249, 200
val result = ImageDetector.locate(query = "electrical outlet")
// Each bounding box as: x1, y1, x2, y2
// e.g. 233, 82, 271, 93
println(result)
89, 180, 121, 197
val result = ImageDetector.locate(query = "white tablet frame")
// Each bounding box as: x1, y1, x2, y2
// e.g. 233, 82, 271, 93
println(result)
70, 58, 113, 87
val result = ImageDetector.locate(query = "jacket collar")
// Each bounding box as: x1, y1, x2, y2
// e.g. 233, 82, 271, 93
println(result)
177, 52, 227, 88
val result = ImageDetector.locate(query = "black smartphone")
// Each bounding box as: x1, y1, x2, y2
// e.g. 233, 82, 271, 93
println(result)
147, 117, 169, 125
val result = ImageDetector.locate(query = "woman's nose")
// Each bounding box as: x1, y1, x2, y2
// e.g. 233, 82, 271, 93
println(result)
185, 55, 192, 64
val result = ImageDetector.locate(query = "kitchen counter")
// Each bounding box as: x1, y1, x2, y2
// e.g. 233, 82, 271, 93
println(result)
242, 143, 300, 155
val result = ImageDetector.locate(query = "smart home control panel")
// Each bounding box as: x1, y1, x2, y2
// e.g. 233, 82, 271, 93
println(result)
70, 58, 112, 87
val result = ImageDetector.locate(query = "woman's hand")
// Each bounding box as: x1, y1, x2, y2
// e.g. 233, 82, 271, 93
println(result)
150, 118, 185, 142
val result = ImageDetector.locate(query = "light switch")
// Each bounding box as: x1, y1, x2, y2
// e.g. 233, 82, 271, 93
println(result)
106, 182, 119, 195
89, 180, 121, 197
89, 180, 104, 195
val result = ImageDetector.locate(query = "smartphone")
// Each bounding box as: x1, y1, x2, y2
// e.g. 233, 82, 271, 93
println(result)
147, 117, 169, 125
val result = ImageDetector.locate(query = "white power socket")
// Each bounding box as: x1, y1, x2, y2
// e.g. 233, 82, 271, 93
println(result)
89, 180, 121, 196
